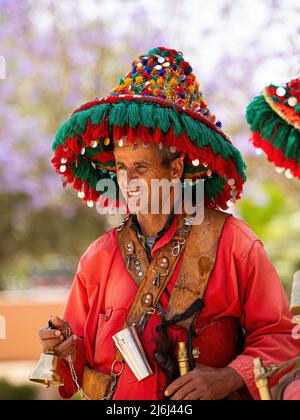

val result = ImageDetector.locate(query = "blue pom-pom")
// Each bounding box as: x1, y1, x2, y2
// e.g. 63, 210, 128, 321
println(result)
216, 120, 223, 128
179, 93, 185, 99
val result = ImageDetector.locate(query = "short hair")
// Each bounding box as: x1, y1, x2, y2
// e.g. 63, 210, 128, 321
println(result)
158, 147, 182, 166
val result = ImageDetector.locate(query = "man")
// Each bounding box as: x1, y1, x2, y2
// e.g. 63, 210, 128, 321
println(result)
39, 47, 300, 400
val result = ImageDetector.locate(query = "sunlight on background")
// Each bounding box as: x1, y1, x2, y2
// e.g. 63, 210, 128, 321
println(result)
0, 0, 299, 399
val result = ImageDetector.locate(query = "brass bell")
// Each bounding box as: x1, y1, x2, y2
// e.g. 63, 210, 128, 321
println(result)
29, 351, 64, 388
29, 319, 64, 388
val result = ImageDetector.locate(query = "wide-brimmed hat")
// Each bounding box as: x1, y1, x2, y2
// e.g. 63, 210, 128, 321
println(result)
51, 47, 246, 209
246, 77, 300, 179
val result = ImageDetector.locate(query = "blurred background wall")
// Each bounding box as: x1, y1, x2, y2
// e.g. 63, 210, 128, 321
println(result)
0, 0, 299, 399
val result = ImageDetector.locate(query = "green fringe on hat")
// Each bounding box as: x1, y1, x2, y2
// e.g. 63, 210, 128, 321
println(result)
246, 94, 300, 162
52, 100, 247, 208
53, 101, 246, 176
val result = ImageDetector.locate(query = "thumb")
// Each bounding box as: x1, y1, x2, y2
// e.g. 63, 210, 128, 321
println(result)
49, 315, 68, 332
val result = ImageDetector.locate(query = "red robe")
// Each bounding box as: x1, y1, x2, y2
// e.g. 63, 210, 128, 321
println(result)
58, 214, 300, 400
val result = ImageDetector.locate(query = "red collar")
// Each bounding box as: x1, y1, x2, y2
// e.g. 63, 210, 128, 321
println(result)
151, 215, 178, 257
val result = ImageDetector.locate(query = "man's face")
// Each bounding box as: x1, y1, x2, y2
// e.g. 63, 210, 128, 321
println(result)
114, 141, 176, 214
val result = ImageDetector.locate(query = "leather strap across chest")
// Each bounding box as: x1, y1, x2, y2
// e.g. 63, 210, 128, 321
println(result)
165, 208, 230, 330
117, 208, 230, 333
117, 212, 193, 331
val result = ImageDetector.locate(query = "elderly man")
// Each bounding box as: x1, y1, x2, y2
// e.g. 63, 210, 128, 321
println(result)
38, 47, 300, 400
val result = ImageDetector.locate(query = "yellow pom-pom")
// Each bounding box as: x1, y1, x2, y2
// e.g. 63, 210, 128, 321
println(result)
188, 85, 195, 93
157, 77, 164, 86
123, 77, 131, 86
149, 79, 156, 88
135, 76, 143, 85
153, 88, 161, 96
169, 78, 179, 86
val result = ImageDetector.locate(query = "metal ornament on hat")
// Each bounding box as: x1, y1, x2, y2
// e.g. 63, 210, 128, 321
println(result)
115, 135, 152, 150
227, 178, 237, 206
115, 135, 186, 158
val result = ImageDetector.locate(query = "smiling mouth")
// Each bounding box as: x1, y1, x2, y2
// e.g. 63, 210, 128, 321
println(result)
127, 190, 141, 197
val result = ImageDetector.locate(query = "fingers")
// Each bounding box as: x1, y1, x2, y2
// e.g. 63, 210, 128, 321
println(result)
39, 334, 77, 357
38, 327, 62, 340
39, 336, 64, 352
50, 315, 68, 332
38, 316, 75, 358
170, 381, 197, 400
183, 391, 200, 401
54, 335, 77, 358
165, 371, 193, 397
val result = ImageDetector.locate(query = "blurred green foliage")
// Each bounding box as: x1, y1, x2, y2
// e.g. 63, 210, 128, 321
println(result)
0, 379, 38, 400
0, 192, 111, 290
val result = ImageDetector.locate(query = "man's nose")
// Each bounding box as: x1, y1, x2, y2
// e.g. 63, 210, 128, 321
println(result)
128, 167, 142, 183
119, 169, 138, 189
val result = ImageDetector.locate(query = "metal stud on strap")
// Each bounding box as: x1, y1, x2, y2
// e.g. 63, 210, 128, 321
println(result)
139, 302, 156, 315
172, 237, 186, 257
152, 274, 160, 288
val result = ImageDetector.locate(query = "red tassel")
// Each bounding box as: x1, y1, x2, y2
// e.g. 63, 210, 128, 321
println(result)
73, 178, 83, 191
153, 127, 163, 144
127, 126, 136, 144
252, 132, 300, 179
113, 125, 121, 140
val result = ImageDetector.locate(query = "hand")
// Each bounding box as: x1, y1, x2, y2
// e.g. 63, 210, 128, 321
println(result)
38, 316, 77, 362
165, 365, 244, 400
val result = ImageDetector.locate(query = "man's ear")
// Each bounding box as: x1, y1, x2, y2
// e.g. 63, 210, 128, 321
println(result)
170, 156, 185, 180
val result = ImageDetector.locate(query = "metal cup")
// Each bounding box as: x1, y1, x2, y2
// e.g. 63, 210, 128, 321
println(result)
112, 324, 153, 381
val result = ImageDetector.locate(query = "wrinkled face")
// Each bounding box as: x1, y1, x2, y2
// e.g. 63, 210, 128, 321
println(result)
114, 141, 183, 214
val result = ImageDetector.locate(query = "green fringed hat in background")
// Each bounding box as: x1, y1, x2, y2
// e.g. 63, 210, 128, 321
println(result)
51, 47, 247, 209
246, 76, 300, 179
